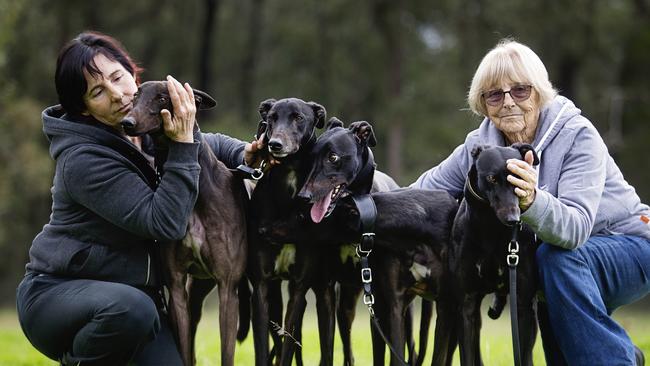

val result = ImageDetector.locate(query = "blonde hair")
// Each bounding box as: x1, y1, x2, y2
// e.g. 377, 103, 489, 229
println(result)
467, 39, 557, 116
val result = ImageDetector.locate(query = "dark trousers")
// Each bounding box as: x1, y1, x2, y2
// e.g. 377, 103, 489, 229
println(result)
16, 272, 183, 366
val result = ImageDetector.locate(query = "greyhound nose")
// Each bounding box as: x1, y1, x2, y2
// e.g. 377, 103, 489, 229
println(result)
268, 139, 283, 152
121, 117, 136, 130
297, 190, 312, 202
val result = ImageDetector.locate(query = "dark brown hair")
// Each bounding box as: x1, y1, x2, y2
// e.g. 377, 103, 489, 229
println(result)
55, 31, 143, 116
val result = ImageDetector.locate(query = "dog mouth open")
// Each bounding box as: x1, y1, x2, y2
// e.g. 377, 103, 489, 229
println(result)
310, 183, 346, 223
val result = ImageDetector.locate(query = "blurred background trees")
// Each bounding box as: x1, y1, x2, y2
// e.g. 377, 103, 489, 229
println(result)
1, 0, 649, 304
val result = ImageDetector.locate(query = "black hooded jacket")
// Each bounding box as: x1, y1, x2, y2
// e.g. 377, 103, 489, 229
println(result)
25, 105, 245, 287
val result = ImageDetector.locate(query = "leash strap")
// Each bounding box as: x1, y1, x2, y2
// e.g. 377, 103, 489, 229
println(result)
352, 194, 408, 366
508, 223, 522, 366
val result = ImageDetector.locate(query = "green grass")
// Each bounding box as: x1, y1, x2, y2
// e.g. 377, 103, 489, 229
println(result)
2, 293, 649, 365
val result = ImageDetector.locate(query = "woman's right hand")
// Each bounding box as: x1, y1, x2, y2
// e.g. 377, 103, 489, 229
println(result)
161, 75, 196, 143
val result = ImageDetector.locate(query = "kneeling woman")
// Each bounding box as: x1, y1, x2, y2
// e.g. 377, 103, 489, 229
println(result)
16, 31, 262, 365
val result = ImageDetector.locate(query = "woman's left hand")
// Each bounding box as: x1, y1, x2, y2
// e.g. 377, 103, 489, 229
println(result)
506, 150, 537, 211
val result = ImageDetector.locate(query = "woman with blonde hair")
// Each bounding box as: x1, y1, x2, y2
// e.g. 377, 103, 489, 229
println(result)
413, 39, 649, 365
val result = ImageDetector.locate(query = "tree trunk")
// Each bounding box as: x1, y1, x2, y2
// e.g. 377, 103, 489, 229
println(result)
240, 0, 264, 124
198, 0, 220, 92
372, 0, 404, 181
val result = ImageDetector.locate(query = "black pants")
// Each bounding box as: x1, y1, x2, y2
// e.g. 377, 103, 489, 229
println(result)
16, 272, 183, 366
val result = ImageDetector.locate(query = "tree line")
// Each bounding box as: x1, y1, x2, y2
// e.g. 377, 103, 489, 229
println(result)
0, 0, 649, 303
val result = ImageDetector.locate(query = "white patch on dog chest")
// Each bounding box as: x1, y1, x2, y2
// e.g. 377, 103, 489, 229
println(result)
274, 244, 296, 274
410, 262, 431, 282
285, 169, 298, 198
339, 244, 360, 265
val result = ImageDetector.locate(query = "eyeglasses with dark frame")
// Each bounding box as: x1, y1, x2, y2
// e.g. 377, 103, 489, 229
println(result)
482, 85, 533, 106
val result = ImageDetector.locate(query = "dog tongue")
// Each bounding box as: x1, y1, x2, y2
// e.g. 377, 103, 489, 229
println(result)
310, 190, 333, 223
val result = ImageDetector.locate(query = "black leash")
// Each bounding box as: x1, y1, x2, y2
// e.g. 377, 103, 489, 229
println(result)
508, 222, 522, 366
352, 194, 409, 366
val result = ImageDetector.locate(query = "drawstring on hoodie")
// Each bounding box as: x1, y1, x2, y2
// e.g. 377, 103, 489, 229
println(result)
532, 102, 569, 188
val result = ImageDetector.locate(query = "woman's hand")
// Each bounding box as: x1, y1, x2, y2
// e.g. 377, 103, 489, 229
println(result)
161, 75, 196, 143
506, 150, 537, 211
243, 134, 280, 169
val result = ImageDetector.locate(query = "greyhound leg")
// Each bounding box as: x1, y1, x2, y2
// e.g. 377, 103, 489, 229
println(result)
337, 283, 361, 366
280, 279, 309, 366
218, 279, 240, 366
458, 293, 483, 366
387, 298, 407, 366
517, 292, 538, 366
314, 279, 336, 366
405, 303, 416, 364
167, 271, 193, 366
251, 278, 271, 366
415, 299, 433, 366
431, 299, 457, 366
268, 279, 284, 365
188, 278, 217, 365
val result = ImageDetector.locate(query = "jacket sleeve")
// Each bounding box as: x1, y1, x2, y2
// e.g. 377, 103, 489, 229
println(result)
409, 135, 474, 199
202, 132, 246, 169
521, 125, 606, 249
62, 141, 201, 241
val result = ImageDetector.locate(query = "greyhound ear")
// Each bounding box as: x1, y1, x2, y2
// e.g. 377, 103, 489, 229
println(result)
308, 102, 326, 129
471, 144, 490, 160
326, 117, 344, 130
349, 121, 377, 147
511, 143, 540, 166
192, 89, 217, 110
258, 99, 276, 121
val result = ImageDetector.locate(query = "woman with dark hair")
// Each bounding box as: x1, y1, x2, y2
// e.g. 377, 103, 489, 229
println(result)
16, 31, 263, 365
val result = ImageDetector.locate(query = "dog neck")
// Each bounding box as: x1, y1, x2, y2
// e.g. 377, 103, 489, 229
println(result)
464, 165, 489, 206
347, 147, 376, 194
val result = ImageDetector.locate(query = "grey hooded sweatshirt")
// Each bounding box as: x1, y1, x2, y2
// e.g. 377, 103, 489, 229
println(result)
26, 105, 245, 286
411, 95, 650, 249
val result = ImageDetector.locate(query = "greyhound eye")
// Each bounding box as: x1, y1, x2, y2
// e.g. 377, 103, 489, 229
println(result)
158, 96, 167, 104
328, 152, 340, 164
486, 175, 497, 184
295, 115, 304, 122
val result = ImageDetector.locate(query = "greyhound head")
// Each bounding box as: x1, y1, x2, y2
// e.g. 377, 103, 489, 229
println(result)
257, 97, 326, 159
121, 81, 216, 137
298, 118, 377, 223
469, 143, 539, 226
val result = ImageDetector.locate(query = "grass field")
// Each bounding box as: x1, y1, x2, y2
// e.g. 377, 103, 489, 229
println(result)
2, 292, 648, 366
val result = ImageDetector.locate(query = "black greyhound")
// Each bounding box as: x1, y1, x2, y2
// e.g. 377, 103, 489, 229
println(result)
272, 118, 401, 366
247, 97, 331, 366
262, 119, 459, 366
121, 81, 248, 366
450, 143, 540, 366
264, 188, 459, 366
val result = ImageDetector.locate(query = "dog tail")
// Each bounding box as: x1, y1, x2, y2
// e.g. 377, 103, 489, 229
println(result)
488, 293, 507, 319
237, 278, 251, 342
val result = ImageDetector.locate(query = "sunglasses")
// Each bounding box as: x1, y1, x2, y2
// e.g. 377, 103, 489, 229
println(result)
482, 85, 533, 106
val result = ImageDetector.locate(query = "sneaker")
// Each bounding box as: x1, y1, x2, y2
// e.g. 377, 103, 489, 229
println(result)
636, 345, 645, 366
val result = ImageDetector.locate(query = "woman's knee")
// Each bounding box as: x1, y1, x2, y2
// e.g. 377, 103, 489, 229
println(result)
96, 286, 160, 340
536, 243, 584, 283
